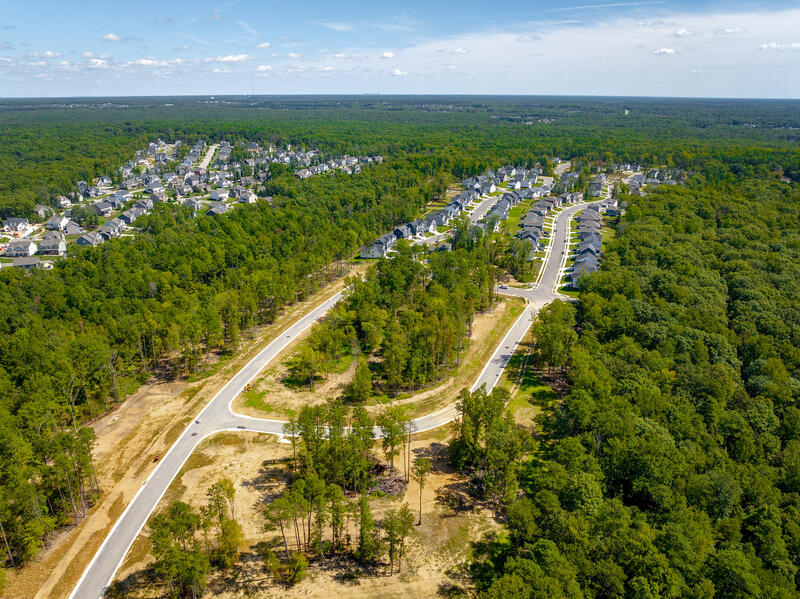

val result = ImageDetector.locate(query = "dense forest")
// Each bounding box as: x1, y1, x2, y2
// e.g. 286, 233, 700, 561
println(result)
3, 95, 800, 216
469, 171, 800, 597
295, 240, 496, 397
1, 96, 800, 593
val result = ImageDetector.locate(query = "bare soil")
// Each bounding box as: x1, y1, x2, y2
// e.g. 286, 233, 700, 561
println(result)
109, 428, 495, 599
6, 266, 365, 599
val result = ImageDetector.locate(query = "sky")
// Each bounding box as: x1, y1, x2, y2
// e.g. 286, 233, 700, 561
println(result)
1, 0, 799, 98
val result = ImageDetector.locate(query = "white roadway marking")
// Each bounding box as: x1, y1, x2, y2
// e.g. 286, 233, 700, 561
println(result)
70, 201, 588, 599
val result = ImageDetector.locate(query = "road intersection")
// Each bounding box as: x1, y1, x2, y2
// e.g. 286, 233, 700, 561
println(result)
69, 199, 589, 599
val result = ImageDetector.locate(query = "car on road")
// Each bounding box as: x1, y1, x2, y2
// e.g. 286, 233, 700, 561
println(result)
499, 284, 508, 289
237, 425, 246, 429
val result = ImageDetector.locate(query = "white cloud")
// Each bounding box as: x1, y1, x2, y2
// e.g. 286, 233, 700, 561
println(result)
42, 50, 62, 58
88, 58, 109, 68
216, 54, 250, 62
320, 65, 333, 71
759, 42, 800, 51
333, 53, 346, 58
287, 52, 300, 58
212, 67, 230, 73
675, 28, 700, 37
321, 22, 353, 32
256, 41, 271, 49
381, 51, 395, 59
392, 68, 407, 76
101, 33, 121, 42
211, 13, 222, 21
452, 47, 468, 54
446, 64, 455, 70
256, 64, 272, 71
714, 27, 746, 35
652, 47, 676, 55
175, 45, 191, 51
81, 51, 94, 58
691, 68, 703, 73
129, 58, 161, 66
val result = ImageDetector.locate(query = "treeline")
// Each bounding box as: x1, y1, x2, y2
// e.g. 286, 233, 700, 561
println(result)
0, 158, 438, 569
470, 172, 800, 597
4, 97, 800, 217
293, 241, 497, 397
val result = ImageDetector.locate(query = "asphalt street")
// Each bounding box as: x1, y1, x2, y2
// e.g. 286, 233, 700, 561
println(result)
70, 200, 588, 599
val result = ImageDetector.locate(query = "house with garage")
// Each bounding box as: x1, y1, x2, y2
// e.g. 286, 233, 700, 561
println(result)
3, 217, 30, 233
46, 215, 70, 231
93, 201, 114, 217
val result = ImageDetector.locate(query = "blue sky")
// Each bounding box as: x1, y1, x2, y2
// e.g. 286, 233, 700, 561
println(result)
1, 1, 799, 98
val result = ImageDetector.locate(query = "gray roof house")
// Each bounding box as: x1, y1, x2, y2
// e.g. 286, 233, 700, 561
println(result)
6, 239, 37, 257
39, 232, 66, 256
3, 217, 30, 232
76, 231, 104, 246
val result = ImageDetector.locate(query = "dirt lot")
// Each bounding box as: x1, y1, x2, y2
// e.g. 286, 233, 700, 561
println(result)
234, 297, 525, 421
5, 267, 365, 599
110, 428, 496, 599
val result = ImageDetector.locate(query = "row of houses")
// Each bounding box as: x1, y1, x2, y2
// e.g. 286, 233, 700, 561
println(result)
76, 197, 154, 247
4, 230, 68, 258
514, 192, 585, 260
294, 154, 383, 179
570, 205, 603, 289
360, 188, 480, 258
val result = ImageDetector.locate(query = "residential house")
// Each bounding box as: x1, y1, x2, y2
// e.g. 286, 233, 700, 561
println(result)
33, 204, 51, 220
115, 190, 133, 203
151, 191, 168, 203
11, 256, 41, 271
238, 191, 258, 204
93, 201, 113, 217
46, 215, 69, 231
76, 232, 104, 246
360, 233, 396, 258
6, 239, 37, 257
56, 196, 71, 209
209, 189, 229, 202
206, 202, 228, 216
64, 221, 84, 236
393, 224, 413, 240
38, 232, 66, 256
3, 217, 30, 233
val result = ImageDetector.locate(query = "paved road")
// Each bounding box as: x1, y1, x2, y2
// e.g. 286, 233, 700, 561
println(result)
471, 202, 589, 393
69, 291, 342, 599
70, 200, 588, 599
197, 144, 218, 170
416, 193, 498, 247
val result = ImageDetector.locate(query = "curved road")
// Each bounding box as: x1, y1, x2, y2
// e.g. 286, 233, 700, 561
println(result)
69, 201, 588, 599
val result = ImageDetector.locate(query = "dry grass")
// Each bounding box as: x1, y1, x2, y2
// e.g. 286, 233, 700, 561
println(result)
8, 268, 365, 599
110, 431, 491, 599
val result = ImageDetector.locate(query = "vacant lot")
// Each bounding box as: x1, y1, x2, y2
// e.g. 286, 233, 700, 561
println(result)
111, 427, 496, 599
6, 267, 365, 599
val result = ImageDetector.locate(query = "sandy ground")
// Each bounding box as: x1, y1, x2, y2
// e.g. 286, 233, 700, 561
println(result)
110, 427, 496, 599
234, 297, 525, 421
5, 266, 365, 599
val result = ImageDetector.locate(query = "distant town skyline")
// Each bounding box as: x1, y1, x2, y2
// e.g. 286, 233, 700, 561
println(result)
2, 0, 799, 98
